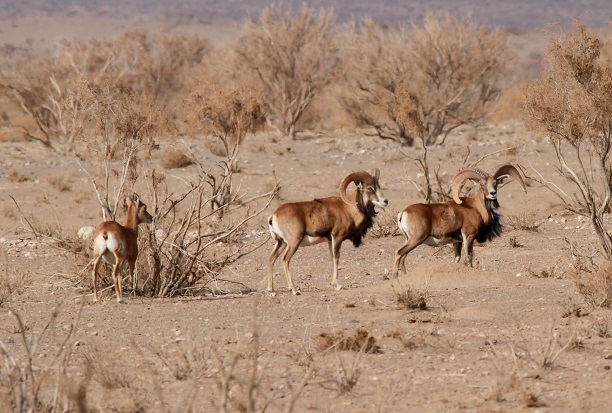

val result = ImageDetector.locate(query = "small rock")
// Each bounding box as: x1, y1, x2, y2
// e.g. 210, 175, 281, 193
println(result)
77, 226, 96, 241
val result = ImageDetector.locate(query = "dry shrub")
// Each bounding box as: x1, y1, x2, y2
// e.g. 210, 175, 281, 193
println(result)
337, 19, 414, 143
234, 4, 339, 139
0, 28, 208, 152
568, 263, 612, 309
523, 22, 612, 258
183, 82, 266, 162
312, 329, 381, 354
161, 150, 194, 169
338, 15, 512, 146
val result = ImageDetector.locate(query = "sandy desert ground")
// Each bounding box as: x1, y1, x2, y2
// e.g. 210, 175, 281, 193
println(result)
0, 14, 611, 413
1, 118, 612, 412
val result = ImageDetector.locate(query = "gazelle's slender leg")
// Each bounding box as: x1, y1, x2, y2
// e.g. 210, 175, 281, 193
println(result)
267, 238, 286, 294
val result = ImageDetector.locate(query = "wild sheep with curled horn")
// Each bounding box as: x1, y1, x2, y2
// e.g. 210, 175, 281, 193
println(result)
268, 169, 388, 295
391, 165, 526, 278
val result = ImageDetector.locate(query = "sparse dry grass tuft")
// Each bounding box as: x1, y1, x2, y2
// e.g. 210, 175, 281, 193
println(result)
394, 283, 428, 310
568, 263, 612, 309
505, 211, 540, 232
82, 343, 130, 389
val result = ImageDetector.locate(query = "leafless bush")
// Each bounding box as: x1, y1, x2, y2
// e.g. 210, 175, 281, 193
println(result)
135, 164, 278, 298
523, 22, 612, 258
79, 76, 275, 299
337, 19, 414, 143
0, 28, 208, 152
338, 15, 512, 146
234, 4, 339, 139
183, 82, 266, 169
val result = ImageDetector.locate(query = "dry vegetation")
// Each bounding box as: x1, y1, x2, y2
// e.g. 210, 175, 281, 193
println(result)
0, 7, 612, 412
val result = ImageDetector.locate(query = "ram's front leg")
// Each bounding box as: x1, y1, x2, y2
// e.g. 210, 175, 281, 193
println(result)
463, 234, 477, 267
453, 241, 462, 263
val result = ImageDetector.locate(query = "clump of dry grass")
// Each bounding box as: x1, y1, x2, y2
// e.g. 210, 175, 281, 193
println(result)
559, 298, 589, 318
312, 328, 381, 354
370, 209, 399, 238
394, 284, 428, 310
82, 343, 130, 389
505, 211, 540, 232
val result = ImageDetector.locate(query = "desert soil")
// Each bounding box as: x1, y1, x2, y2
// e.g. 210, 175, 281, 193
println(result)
0, 16, 611, 413
1, 120, 611, 412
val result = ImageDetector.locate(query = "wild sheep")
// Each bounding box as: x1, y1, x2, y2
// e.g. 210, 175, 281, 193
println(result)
392, 165, 526, 277
268, 169, 388, 295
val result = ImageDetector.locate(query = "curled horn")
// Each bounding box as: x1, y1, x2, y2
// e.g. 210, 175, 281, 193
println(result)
493, 164, 527, 193
451, 169, 490, 204
339, 171, 375, 205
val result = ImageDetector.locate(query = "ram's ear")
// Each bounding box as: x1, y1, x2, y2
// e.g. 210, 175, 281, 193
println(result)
133, 193, 140, 205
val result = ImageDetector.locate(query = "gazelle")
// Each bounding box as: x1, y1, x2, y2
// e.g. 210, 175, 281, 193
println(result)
92, 193, 153, 303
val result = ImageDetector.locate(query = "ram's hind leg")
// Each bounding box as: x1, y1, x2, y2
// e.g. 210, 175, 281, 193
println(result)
391, 236, 425, 279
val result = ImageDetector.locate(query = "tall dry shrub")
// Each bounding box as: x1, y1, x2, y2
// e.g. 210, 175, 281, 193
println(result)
81, 80, 167, 221
523, 22, 612, 258
0, 28, 208, 152
234, 4, 339, 139
339, 16, 512, 146
337, 19, 414, 143
183, 83, 266, 161
410, 15, 512, 145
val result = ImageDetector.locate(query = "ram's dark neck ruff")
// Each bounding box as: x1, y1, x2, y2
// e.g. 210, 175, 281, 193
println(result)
476, 199, 503, 243
350, 201, 377, 247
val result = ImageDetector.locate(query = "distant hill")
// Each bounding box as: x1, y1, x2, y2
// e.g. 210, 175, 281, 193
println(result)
3, 0, 611, 30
